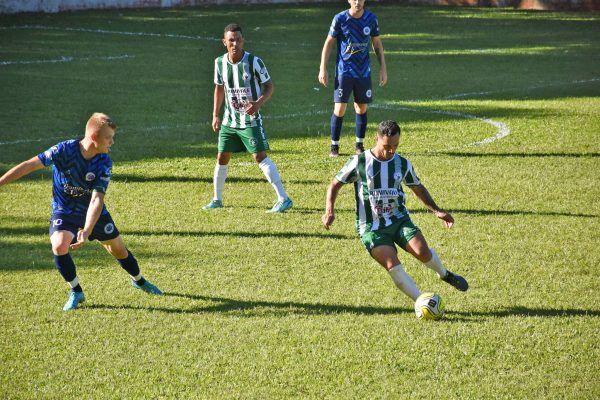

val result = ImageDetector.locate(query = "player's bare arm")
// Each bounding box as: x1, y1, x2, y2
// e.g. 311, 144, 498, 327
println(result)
410, 184, 454, 228
322, 178, 344, 229
212, 84, 225, 132
245, 80, 273, 116
318, 35, 336, 87
0, 156, 44, 186
70, 191, 105, 250
371, 36, 387, 87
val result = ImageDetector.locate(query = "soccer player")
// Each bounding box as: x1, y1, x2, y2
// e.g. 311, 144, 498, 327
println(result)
203, 23, 293, 213
0, 113, 162, 311
318, 0, 388, 157
322, 120, 468, 304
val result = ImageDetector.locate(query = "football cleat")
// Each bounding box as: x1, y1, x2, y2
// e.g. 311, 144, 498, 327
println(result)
63, 291, 85, 311
329, 144, 339, 158
441, 270, 469, 292
132, 280, 163, 295
202, 199, 223, 210
267, 198, 293, 213
355, 143, 365, 154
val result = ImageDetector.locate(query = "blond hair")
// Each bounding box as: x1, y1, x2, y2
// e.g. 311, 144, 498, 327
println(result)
85, 113, 117, 137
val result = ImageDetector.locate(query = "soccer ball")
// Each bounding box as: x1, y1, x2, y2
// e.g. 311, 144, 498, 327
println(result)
414, 292, 445, 320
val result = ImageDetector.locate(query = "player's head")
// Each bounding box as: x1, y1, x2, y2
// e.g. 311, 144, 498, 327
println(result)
348, 0, 366, 13
85, 112, 116, 153
374, 120, 400, 160
223, 23, 244, 58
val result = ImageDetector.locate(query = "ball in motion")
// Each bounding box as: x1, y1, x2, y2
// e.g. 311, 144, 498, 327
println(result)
414, 292, 445, 320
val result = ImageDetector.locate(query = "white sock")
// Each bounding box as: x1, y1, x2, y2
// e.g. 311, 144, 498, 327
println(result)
356, 137, 364, 143
388, 264, 421, 301
331, 140, 340, 145
213, 164, 228, 201
130, 273, 142, 282
68, 277, 79, 289
424, 249, 448, 279
259, 157, 287, 201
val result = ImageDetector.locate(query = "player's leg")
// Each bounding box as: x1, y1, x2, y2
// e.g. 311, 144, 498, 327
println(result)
99, 235, 162, 295
352, 77, 373, 154
370, 245, 421, 301
50, 215, 85, 311
362, 229, 420, 301
404, 232, 469, 292
330, 75, 353, 157
204, 125, 241, 209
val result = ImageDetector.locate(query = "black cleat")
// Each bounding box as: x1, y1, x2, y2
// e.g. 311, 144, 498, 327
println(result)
355, 143, 365, 154
329, 144, 339, 157
441, 270, 469, 291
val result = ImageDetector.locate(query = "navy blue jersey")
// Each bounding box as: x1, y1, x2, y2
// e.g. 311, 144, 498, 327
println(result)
38, 139, 112, 216
329, 10, 380, 79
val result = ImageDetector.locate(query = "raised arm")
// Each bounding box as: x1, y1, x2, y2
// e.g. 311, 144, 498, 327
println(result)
409, 184, 454, 228
322, 178, 345, 230
371, 36, 387, 87
70, 191, 105, 250
212, 84, 225, 132
318, 35, 336, 87
0, 156, 44, 187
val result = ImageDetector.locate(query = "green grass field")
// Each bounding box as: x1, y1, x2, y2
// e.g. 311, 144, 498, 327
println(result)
1, 4, 599, 399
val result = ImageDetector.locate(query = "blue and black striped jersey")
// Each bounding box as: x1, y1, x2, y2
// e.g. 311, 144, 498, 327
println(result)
38, 139, 111, 216
329, 9, 380, 79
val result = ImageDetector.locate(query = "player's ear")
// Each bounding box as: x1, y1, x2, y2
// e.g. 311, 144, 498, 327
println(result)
222, 38, 227, 47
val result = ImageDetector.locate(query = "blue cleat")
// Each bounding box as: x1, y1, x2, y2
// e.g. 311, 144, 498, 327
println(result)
132, 280, 163, 295
202, 199, 223, 210
63, 291, 85, 311
267, 198, 293, 213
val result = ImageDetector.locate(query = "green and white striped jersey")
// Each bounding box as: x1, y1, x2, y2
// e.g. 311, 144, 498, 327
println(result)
335, 151, 422, 235
214, 51, 270, 129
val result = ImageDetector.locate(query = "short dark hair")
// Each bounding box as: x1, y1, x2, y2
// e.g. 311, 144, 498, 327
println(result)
224, 23, 242, 36
377, 120, 401, 137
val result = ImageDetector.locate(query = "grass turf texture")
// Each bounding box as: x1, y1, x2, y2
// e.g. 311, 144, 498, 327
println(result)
1, 4, 599, 399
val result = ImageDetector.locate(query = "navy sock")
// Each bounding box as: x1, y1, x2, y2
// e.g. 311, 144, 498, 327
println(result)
330, 114, 344, 143
117, 250, 142, 279
356, 112, 367, 142
54, 254, 82, 292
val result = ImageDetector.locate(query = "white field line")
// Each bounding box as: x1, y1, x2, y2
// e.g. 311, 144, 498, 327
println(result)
0, 54, 134, 66
2, 25, 310, 47
445, 77, 600, 99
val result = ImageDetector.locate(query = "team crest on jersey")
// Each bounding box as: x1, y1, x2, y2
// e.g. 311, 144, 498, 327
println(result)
363, 27, 371, 35
249, 138, 258, 147
85, 172, 96, 181
242, 71, 250, 81
393, 172, 402, 181
104, 223, 115, 235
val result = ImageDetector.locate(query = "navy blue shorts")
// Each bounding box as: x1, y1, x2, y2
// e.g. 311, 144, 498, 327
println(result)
49, 212, 120, 242
334, 75, 373, 104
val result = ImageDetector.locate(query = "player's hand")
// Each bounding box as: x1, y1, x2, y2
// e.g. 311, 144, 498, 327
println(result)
70, 230, 89, 250
245, 101, 261, 116
212, 116, 221, 133
379, 69, 388, 87
434, 210, 454, 229
322, 212, 335, 230
318, 69, 328, 87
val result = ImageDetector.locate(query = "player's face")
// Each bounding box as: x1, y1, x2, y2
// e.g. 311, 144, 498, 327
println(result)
95, 128, 115, 153
223, 30, 244, 60
348, 0, 365, 13
374, 133, 399, 160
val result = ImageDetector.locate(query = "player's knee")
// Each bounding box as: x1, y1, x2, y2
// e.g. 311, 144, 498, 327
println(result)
51, 241, 70, 256
253, 152, 267, 163
354, 103, 367, 114
217, 153, 230, 165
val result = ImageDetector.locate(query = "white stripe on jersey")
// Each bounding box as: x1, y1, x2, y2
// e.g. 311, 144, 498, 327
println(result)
221, 56, 230, 127
232, 63, 245, 129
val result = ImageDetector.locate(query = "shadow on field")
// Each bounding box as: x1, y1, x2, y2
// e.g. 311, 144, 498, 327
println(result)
113, 174, 323, 185
432, 152, 600, 159
127, 229, 353, 240
86, 292, 600, 319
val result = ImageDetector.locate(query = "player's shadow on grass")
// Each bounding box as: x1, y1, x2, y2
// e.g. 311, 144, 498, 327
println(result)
87, 292, 600, 320
431, 151, 600, 159
113, 174, 323, 185
127, 229, 353, 240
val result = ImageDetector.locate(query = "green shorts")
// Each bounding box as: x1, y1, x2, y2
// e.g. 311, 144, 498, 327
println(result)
218, 124, 270, 154
360, 217, 420, 253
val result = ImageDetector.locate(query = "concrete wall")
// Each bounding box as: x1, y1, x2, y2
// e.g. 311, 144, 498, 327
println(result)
1, 0, 597, 14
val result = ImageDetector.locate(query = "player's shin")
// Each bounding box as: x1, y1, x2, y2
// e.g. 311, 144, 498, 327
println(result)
54, 254, 82, 292
259, 157, 287, 201
213, 164, 228, 201
331, 114, 344, 144
388, 264, 420, 301
356, 112, 367, 142
117, 250, 146, 285
423, 249, 448, 279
